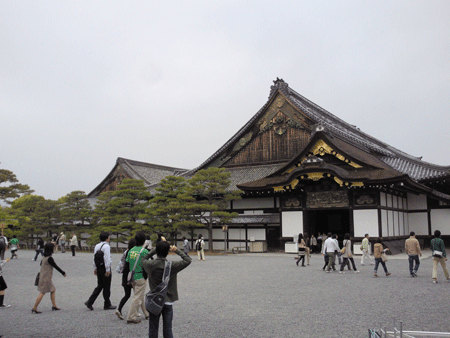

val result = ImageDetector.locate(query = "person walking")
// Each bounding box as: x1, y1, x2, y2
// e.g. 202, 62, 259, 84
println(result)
195, 234, 205, 261
69, 233, 77, 257
34, 237, 45, 261
126, 232, 150, 324
339, 233, 359, 273
296, 233, 306, 267
373, 238, 391, 277
182, 236, 190, 257
430, 230, 449, 284
304, 232, 311, 265
360, 234, 374, 265
115, 238, 136, 320
405, 231, 422, 277
31, 243, 66, 313
324, 233, 340, 272
143, 241, 192, 338
0, 241, 11, 309
310, 234, 318, 254
84, 232, 116, 311
9, 236, 19, 259
59, 232, 66, 253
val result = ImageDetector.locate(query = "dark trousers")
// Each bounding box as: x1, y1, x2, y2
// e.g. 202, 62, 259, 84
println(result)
34, 249, 43, 261
118, 285, 132, 313
149, 304, 173, 338
322, 254, 329, 269
374, 258, 388, 273
296, 254, 305, 266
86, 270, 112, 308
71, 245, 76, 256
408, 255, 420, 275
340, 257, 357, 271
10, 250, 18, 259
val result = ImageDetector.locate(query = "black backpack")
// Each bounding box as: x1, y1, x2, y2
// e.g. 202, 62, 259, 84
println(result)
196, 239, 202, 251
94, 243, 106, 269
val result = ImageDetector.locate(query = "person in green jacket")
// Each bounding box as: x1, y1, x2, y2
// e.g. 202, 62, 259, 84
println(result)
9, 236, 19, 259
143, 241, 191, 338
430, 230, 449, 284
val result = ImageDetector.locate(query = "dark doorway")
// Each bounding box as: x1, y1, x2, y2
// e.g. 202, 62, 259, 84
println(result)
266, 226, 281, 251
305, 210, 351, 240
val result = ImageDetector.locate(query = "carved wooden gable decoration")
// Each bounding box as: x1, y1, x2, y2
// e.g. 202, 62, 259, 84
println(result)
223, 94, 314, 167
99, 166, 131, 194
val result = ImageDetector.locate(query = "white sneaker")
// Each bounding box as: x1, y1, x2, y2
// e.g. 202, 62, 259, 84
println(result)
0, 304, 11, 309
339, 271, 344, 274
354, 270, 360, 273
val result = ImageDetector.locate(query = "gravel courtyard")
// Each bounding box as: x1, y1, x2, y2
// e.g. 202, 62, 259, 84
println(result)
1, 249, 449, 338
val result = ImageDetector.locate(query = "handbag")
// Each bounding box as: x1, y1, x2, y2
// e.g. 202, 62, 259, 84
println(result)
127, 247, 145, 285
145, 261, 172, 316
381, 252, 388, 262
34, 272, 40, 286
433, 250, 443, 258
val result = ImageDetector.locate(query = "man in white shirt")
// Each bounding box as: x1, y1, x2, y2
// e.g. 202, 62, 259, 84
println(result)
84, 232, 116, 311
360, 234, 374, 265
323, 233, 340, 272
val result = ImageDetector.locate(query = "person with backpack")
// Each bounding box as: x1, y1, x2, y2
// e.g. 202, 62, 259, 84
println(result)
125, 232, 150, 324
84, 232, 116, 311
195, 234, 205, 261
143, 241, 192, 338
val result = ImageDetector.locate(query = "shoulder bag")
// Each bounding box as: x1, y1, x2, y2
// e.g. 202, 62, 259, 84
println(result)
127, 247, 145, 285
145, 261, 172, 316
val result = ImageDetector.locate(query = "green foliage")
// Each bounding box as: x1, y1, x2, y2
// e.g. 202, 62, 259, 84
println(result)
10, 195, 60, 242
0, 206, 19, 238
93, 179, 152, 248
0, 168, 34, 204
142, 176, 197, 242
59, 190, 92, 232
187, 167, 241, 251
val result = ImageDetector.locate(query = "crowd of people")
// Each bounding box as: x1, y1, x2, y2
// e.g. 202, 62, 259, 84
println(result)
0, 229, 448, 337
296, 230, 449, 281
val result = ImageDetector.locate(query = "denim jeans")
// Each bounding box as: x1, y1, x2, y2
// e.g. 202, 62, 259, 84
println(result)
374, 258, 388, 273
34, 249, 44, 261
149, 304, 173, 338
408, 255, 420, 275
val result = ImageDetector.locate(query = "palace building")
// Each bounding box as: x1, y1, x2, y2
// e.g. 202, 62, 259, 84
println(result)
88, 79, 450, 252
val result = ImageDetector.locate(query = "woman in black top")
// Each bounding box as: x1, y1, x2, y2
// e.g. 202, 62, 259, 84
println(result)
32, 243, 66, 313
115, 238, 136, 320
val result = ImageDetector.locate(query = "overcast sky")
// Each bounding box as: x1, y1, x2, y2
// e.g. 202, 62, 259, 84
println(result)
1, 1, 450, 200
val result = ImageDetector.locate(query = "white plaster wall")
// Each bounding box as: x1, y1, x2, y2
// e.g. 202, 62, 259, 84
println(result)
388, 210, 395, 236
394, 211, 399, 235
353, 209, 379, 237
233, 197, 274, 209
387, 194, 393, 208
228, 228, 246, 240
381, 210, 388, 237
407, 193, 427, 210
430, 209, 450, 235
393, 196, 398, 209
408, 212, 428, 235
212, 229, 225, 240
248, 228, 266, 241
281, 211, 303, 237
380, 192, 386, 207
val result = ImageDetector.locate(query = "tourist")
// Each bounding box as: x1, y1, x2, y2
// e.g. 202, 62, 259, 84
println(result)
324, 233, 340, 272
296, 233, 306, 267
126, 231, 150, 324
317, 233, 323, 254
84, 232, 116, 311
143, 241, 192, 338
405, 231, 422, 277
0, 241, 11, 309
32, 243, 66, 313
144, 235, 152, 250
339, 233, 359, 273
115, 238, 136, 320
156, 232, 166, 243
182, 236, 190, 257
51, 234, 58, 253
0, 235, 7, 260
34, 237, 45, 261
430, 230, 449, 284
360, 234, 374, 265
70, 233, 77, 257
59, 232, 66, 253
310, 234, 318, 254
304, 232, 311, 265
195, 234, 205, 261
373, 238, 390, 277
9, 235, 19, 259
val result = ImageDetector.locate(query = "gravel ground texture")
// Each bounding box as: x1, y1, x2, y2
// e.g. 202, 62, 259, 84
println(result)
0, 248, 450, 338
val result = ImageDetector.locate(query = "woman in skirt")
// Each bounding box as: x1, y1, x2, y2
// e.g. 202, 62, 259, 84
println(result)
32, 243, 66, 313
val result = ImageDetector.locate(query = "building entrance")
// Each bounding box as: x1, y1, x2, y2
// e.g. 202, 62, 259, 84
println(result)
305, 209, 351, 240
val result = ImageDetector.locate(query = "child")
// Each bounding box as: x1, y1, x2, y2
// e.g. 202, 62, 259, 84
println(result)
0, 241, 11, 308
